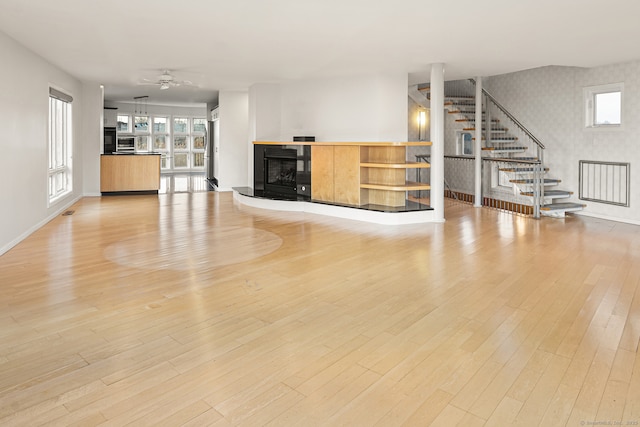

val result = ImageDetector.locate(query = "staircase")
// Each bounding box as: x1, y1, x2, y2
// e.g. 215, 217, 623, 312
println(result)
419, 81, 585, 218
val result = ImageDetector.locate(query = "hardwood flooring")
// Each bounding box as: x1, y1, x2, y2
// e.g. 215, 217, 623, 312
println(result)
1, 192, 639, 426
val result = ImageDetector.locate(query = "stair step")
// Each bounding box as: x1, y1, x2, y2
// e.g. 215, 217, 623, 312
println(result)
448, 110, 481, 115
482, 146, 527, 152
510, 178, 561, 185
521, 189, 573, 198
472, 137, 518, 144
457, 118, 499, 123
509, 156, 539, 161
446, 101, 476, 107
500, 167, 549, 173
541, 202, 586, 212
463, 127, 508, 133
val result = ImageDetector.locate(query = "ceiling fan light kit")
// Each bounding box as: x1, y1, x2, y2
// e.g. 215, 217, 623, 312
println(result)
139, 69, 196, 90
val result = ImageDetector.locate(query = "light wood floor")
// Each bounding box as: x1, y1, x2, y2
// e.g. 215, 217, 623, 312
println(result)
1, 192, 639, 426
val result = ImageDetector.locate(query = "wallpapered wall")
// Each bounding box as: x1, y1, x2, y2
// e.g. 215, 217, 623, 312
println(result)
482, 61, 640, 223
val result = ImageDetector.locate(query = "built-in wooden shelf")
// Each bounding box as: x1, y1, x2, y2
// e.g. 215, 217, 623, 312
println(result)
358, 144, 431, 207
361, 181, 431, 191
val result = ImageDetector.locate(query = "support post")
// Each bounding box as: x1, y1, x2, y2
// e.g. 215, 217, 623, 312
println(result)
430, 63, 445, 222
474, 77, 482, 207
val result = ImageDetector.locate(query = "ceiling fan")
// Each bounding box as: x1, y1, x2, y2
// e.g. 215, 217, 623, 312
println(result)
139, 70, 197, 90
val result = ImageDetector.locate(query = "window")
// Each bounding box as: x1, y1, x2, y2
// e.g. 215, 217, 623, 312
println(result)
136, 135, 150, 151
193, 118, 207, 133
173, 134, 189, 169
117, 114, 131, 133
134, 115, 149, 132
48, 88, 73, 204
192, 118, 206, 169
153, 117, 168, 133
174, 117, 188, 134
151, 116, 168, 159
491, 164, 512, 189
584, 83, 623, 128
457, 131, 473, 155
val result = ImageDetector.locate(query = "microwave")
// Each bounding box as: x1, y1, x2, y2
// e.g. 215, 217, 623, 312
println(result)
117, 137, 135, 152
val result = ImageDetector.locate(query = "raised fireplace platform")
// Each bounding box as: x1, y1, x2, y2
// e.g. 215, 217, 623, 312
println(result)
243, 140, 436, 224
233, 187, 436, 225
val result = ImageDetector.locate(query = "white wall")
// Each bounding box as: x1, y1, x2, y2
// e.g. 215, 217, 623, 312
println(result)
485, 62, 640, 223
82, 82, 104, 196
248, 73, 409, 187
252, 73, 408, 142
0, 30, 100, 255
217, 91, 249, 191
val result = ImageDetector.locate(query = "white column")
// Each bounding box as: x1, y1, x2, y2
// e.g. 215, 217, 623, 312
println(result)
430, 63, 445, 222
474, 77, 482, 207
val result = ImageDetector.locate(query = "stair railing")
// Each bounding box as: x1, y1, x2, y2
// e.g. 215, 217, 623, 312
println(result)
467, 79, 546, 218
444, 156, 544, 218
439, 79, 548, 218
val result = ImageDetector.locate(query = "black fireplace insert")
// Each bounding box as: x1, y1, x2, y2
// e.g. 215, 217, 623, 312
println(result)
264, 148, 298, 198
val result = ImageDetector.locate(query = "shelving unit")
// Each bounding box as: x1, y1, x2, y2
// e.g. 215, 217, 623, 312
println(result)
359, 144, 431, 207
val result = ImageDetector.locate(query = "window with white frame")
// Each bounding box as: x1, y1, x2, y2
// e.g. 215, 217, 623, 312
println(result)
457, 131, 473, 156
192, 118, 207, 168
584, 83, 623, 128
48, 88, 73, 204
150, 116, 168, 155
117, 114, 131, 133
134, 115, 150, 133
173, 117, 190, 169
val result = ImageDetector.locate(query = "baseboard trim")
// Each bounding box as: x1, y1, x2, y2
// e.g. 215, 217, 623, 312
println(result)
0, 195, 82, 257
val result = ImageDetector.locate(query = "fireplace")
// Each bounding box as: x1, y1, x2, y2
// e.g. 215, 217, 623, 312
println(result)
264, 148, 298, 198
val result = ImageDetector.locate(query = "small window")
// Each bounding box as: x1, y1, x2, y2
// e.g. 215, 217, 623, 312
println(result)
193, 118, 207, 133
136, 135, 150, 151
174, 117, 188, 134
174, 135, 188, 150
134, 116, 149, 132
193, 135, 205, 150
584, 83, 623, 128
117, 114, 131, 133
153, 135, 167, 150
153, 117, 168, 133
457, 131, 473, 155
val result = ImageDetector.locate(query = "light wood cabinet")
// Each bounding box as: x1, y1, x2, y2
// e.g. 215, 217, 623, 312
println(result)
100, 155, 161, 193
310, 146, 335, 202
311, 145, 361, 205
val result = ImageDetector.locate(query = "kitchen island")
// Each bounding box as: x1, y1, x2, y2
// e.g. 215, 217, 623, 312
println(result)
100, 153, 161, 194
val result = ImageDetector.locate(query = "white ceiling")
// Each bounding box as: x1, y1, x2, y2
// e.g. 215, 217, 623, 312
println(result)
1, 0, 639, 105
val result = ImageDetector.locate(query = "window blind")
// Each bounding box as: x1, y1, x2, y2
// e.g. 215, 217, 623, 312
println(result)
49, 87, 73, 103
